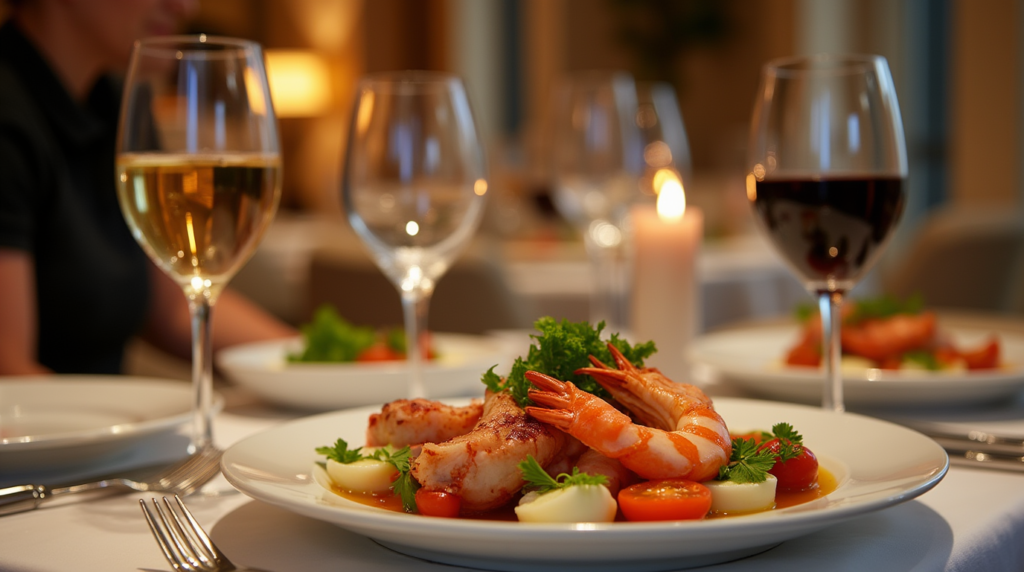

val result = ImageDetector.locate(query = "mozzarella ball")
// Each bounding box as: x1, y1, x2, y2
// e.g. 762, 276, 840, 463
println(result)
326, 458, 397, 494
515, 485, 617, 523
705, 474, 777, 515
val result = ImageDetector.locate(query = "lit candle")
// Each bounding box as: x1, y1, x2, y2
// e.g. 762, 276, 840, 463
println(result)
629, 173, 703, 380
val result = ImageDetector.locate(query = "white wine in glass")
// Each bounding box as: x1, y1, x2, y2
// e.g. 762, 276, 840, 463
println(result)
116, 36, 282, 451
343, 72, 487, 399
747, 54, 908, 412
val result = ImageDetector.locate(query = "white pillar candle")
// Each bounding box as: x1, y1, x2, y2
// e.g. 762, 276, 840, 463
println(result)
629, 180, 702, 381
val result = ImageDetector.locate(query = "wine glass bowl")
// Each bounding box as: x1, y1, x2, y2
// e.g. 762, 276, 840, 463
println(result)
747, 54, 908, 412
343, 71, 487, 398
116, 35, 281, 450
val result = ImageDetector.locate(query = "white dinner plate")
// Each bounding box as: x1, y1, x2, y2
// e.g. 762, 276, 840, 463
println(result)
222, 397, 948, 572
215, 334, 510, 411
0, 376, 193, 474
690, 313, 1024, 408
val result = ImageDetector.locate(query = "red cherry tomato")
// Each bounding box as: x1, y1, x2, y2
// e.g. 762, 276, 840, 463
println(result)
785, 341, 821, 367
617, 479, 712, 522
758, 439, 818, 492
414, 489, 461, 518
357, 344, 403, 362
960, 337, 1000, 370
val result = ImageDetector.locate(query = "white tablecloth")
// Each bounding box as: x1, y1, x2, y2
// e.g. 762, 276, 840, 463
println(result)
2, 388, 1024, 572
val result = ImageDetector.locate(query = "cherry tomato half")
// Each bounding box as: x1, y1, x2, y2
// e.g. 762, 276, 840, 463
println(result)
758, 439, 818, 492
961, 337, 1000, 370
415, 489, 462, 518
357, 344, 403, 363
617, 479, 712, 522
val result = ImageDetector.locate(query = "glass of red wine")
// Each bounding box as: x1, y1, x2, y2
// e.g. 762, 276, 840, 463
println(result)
747, 54, 908, 412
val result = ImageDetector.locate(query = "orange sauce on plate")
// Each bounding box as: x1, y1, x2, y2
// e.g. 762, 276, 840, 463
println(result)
328, 466, 838, 521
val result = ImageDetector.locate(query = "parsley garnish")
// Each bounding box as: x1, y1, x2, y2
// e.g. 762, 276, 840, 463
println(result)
770, 422, 804, 462
847, 294, 925, 324
717, 423, 807, 483
517, 455, 608, 494
793, 294, 926, 326
288, 305, 376, 362
903, 350, 941, 370
315, 438, 420, 512
315, 438, 364, 464
718, 438, 777, 483
482, 317, 656, 407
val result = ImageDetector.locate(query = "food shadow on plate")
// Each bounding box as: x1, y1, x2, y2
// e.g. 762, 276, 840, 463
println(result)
686, 501, 952, 571
209, 498, 463, 571
206, 497, 954, 572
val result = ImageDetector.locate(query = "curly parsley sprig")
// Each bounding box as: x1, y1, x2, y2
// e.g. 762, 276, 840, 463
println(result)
482, 317, 657, 407
717, 423, 807, 483
316, 438, 420, 512
517, 455, 608, 494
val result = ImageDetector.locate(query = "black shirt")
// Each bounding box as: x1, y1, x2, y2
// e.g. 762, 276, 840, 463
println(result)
0, 21, 150, 373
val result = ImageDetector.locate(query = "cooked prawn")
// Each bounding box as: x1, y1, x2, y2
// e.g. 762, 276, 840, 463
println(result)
366, 398, 484, 448
411, 391, 566, 511
525, 345, 731, 482
575, 448, 636, 497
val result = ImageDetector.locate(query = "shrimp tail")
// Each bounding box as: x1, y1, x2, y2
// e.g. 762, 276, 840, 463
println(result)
524, 407, 574, 431
525, 370, 568, 393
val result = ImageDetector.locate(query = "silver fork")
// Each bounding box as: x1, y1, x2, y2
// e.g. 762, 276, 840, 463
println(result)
0, 446, 222, 517
141, 494, 265, 572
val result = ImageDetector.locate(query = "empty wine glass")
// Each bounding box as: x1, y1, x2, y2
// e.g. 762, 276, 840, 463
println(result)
747, 54, 908, 412
117, 35, 282, 451
549, 71, 644, 332
342, 72, 487, 399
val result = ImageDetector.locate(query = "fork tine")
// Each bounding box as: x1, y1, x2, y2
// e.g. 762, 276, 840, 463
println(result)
140, 499, 179, 570
162, 496, 217, 569
140, 498, 198, 571
153, 497, 206, 571
172, 494, 236, 570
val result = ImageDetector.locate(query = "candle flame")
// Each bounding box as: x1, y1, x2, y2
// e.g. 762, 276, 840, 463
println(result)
656, 178, 686, 222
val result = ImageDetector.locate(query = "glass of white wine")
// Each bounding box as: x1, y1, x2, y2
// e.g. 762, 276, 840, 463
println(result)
116, 35, 282, 451
343, 72, 487, 399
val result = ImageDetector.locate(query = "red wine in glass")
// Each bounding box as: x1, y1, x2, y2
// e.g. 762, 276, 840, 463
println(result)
752, 176, 905, 292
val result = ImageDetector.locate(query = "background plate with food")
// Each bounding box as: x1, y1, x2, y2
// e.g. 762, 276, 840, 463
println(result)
216, 334, 510, 410
689, 311, 1024, 408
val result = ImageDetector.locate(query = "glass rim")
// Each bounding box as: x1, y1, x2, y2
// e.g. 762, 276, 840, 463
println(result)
357, 70, 465, 92
132, 34, 261, 58
764, 53, 887, 78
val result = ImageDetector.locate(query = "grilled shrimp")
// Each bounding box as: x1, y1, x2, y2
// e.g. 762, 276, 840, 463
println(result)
366, 398, 484, 447
525, 345, 731, 482
411, 391, 566, 511
575, 448, 636, 497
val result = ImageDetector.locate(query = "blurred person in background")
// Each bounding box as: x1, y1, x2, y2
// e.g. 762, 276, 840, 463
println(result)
0, 0, 295, 375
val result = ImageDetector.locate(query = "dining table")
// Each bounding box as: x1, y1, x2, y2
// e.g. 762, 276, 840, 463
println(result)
3, 376, 1024, 572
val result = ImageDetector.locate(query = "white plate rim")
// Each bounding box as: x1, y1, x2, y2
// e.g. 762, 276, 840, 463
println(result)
221, 397, 949, 570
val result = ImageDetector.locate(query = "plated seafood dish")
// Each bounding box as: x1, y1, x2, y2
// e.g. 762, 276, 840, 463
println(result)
784, 295, 1001, 371
315, 318, 834, 523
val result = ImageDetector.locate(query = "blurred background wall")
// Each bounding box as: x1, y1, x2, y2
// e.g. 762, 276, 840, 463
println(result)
2, 0, 1020, 318
182, 0, 1021, 229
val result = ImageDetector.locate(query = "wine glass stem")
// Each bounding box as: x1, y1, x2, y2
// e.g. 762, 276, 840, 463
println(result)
818, 291, 845, 413
188, 296, 215, 452
401, 291, 430, 399
586, 239, 627, 333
